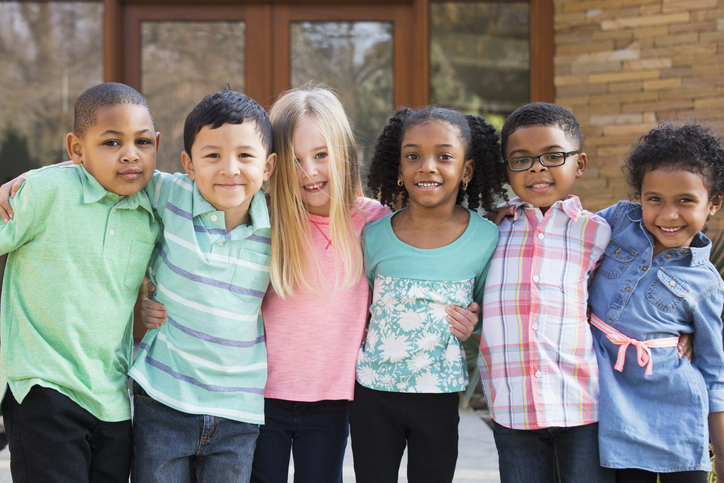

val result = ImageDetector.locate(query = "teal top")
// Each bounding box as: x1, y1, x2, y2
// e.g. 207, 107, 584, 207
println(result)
0, 164, 160, 421
356, 208, 498, 393
129, 172, 271, 424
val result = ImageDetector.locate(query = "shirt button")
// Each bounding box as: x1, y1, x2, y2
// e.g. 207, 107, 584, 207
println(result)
533, 275, 540, 282
642, 266, 648, 271
112, 209, 117, 214
614, 248, 621, 256
211, 215, 218, 222
532, 323, 539, 330
110, 230, 115, 237
538, 233, 544, 240
625, 286, 630, 292
670, 281, 675, 287
217, 242, 224, 247
535, 371, 542, 378
683, 249, 689, 254
665, 253, 672, 259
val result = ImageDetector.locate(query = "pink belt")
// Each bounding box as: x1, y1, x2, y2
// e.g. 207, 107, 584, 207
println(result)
589, 314, 679, 376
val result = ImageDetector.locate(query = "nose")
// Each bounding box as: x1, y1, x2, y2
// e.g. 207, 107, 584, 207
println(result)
419, 155, 437, 172
221, 156, 241, 176
660, 203, 679, 220
528, 158, 548, 173
120, 144, 139, 163
298, 158, 318, 179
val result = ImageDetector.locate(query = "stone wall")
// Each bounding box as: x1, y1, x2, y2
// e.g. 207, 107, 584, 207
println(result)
555, 0, 724, 235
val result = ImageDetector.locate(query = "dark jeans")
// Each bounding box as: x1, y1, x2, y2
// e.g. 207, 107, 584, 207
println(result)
2, 385, 132, 483
493, 421, 615, 483
349, 382, 459, 483
617, 468, 707, 483
132, 381, 259, 483
250, 398, 349, 483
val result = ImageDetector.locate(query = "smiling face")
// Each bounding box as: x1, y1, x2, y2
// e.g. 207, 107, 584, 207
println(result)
294, 116, 331, 216
398, 121, 473, 212
641, 167, 722, 255
182, 121, 275, 228
505, 125, 586, 213
67, 103, 159, 196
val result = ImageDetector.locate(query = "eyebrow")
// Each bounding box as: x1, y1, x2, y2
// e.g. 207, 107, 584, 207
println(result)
100, 129, 153, 136
402, 143, 455, 149
508, 145, 566, 156
643, 190, 699, 198
198, 144, 261, 151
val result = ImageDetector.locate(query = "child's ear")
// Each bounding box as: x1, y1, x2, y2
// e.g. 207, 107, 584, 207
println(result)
709, 193, 723, 216
154, 132, 161, 155
463, 158, 474, 185
263, 153, 277, 181
575, 152, 588, 178
181, 152, 196, 180
66, 133, 83, 165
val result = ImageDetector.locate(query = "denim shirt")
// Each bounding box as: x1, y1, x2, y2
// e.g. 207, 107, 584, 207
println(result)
589, 201, 724, 472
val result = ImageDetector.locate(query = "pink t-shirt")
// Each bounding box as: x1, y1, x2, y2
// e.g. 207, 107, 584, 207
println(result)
262, 197, 390, 402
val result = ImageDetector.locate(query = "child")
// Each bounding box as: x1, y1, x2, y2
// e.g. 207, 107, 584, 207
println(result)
588, 124, 724, 482
0, 82, 161, 482
127, 89, 276, 483
251, 86, 390, 483
350, 106, 506, 482
478, 102, 615, 483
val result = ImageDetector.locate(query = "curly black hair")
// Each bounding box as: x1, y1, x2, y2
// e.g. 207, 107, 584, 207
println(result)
624, 123, 724, 202
366, 107, 508, 213
500, 102, 582, 157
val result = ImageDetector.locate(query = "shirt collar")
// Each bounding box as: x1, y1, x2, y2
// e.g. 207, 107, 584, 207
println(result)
77, 164, 154, 216
191, 182, 270, 234
505, 195, 583, 222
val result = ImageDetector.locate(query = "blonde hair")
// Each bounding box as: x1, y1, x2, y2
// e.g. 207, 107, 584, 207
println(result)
268, 86, 363, 298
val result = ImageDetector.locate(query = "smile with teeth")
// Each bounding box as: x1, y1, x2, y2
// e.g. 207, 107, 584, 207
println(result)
530, 182, 552, 189
303, 181, 327, 191
659, 226, 683, 233
416, 182, 441, 188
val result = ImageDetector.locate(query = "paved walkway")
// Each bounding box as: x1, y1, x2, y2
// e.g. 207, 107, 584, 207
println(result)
0, 408, 499, 482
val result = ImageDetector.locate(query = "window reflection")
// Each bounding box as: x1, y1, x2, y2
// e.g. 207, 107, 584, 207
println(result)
0, 2, 103, 180
430, 2, 529, 130
142, 22, 246, 173
290, 21, 393, 189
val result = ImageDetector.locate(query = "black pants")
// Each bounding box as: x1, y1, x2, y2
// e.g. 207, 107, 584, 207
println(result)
617, 468, 707, 483
349, 382, 459, 483
2, 385, 131, 483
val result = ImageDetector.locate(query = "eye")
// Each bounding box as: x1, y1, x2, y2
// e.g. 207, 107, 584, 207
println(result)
205, 153, 220, 159
238, 153, 252, 159
439, 153, 452, 161
510, 156, 530, 166
404, 153, 419, 161
136, 138, 152, 145
102, 140, 120, 146
542, 152, 565, 162
315, 152, 328, 160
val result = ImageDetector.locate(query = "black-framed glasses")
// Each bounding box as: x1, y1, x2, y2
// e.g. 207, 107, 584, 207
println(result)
505, 151, 580, 172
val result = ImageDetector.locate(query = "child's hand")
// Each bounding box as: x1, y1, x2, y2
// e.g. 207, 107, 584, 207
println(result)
678, 332, 693, 361
141, 282, 167, 329
493, 207, 515, 226
715, 454, 724, 483
446, 302, 479, 341
0, 174, 27, 223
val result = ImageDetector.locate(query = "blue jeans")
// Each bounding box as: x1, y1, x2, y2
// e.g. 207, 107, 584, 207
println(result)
132, 381, 259, 483
493, 421, 615, 483
251, 398, 349, 483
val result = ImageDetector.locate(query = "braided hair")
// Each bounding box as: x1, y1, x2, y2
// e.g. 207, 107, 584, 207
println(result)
366, 107, 507, 213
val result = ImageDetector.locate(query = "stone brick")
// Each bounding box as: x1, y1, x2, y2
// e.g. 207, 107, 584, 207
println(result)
694, 97, 724, 109
700, 31, 724, 43
642, 43, 717, 58
592, 91, 659, 104
660, 66, 692, 78
589, 113, 643, 125
692, 62, 724, 76
558, 41, 616, 54
555, 74, 590, 86
587, 8, 643, 22
571, 61, 624, 75
668, 20, 717, 33
603, 123, 658, 136
588, 70, 660, 83
555, 11, 588, 25
584, 135, 641, 147
609, 81, 644, 92
556, 83, 610, 97
600, 12, 690, 30
592, 29, 635, 41
643, 78, 682, 90
660, 87, 719, 99
682, 75, 724, 88
640, 4, 662, 15
624, 58, 672, 70
670, 53, 724, 66
662, 0, 718, 13
633, 26, 669, 38
654, 32, 699, 46
621, 98, 695, 112
570, 103, 623, 116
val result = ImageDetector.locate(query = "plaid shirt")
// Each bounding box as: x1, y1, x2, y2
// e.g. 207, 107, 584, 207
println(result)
478, 195, 611, 430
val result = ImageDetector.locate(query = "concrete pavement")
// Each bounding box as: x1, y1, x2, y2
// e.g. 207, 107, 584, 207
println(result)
0, 408, 499, 482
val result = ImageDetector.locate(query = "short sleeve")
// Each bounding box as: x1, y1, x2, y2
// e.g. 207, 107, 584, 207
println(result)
0, 180, 40, 256
690, 282, 724, 412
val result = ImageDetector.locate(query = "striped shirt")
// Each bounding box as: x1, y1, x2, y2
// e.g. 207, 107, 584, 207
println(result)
129, 172, 270, 424
478, 195, 611, 430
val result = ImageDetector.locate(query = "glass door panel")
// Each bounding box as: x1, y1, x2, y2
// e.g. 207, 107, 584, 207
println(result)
290, 21, 394, 173
141, 22, 246, 173
430, 2, 530, 130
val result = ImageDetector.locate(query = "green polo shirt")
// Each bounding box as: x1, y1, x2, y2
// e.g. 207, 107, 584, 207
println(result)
0, 164, 160, 422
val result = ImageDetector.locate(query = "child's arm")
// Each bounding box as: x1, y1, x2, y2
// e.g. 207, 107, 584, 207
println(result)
446, 302, 479, 341
140, 282, 167, 329
710, 412, 724, 480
